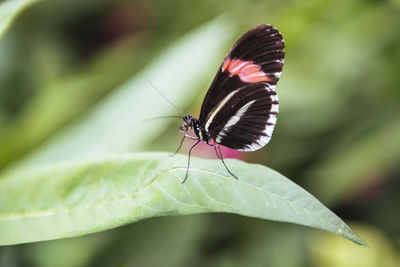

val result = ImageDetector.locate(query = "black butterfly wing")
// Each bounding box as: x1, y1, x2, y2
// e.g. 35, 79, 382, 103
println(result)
199, 24, 284, 151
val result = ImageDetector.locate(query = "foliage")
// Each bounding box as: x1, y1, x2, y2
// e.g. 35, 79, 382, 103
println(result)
0, 153, 365, 246
1, 0, 399, 266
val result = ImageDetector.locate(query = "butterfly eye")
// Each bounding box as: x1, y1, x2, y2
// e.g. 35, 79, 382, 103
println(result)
179, 124, 188, 133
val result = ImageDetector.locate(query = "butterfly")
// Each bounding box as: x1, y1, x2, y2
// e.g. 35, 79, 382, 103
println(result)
172, 24, 285, 183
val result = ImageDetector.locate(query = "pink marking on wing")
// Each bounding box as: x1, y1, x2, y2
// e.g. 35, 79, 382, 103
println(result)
240, 70, 271, 83
240, 64, 261, 75
222, 58, 271, 83
222, 58, 231, 72
228, 59, 252, 76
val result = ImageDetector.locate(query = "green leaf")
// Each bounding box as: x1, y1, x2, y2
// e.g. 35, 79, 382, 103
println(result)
0, 153, 367, 246
0, 0, 37, 38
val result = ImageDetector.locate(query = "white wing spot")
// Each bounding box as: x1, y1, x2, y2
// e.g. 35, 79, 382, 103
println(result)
271, 104, 279, 113
267, 114, 277, 124
270, 94, 279, 102
264, 125, 274, 136
265, 84, 276, 92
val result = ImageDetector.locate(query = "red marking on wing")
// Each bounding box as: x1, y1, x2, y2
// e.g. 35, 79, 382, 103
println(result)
221, 58, 271, 83
221, 58, 231, 72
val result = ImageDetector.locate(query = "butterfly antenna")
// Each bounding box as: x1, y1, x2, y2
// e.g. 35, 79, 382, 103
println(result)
149, 81, 187, 116
143, 115, 183, 123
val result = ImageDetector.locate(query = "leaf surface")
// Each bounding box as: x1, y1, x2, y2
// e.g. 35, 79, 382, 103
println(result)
0, 153, 366, 246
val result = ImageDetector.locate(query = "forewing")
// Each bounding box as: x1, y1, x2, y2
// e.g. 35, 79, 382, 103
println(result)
199, 24, 284, 124
199, 24, 284, 150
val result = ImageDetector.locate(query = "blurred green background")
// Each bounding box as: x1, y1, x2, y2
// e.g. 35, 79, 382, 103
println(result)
1, 0, 400, 266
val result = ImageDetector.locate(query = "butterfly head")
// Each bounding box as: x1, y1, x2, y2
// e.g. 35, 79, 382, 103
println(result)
180, 115, 194, 133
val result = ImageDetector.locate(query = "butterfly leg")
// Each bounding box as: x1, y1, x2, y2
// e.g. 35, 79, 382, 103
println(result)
182, 140, 201, 183
213, 145, 239, 180
170, 135, 186, 157
185, 134, 199, 140
170, 134, 199, 157
207, 143, 221, 159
